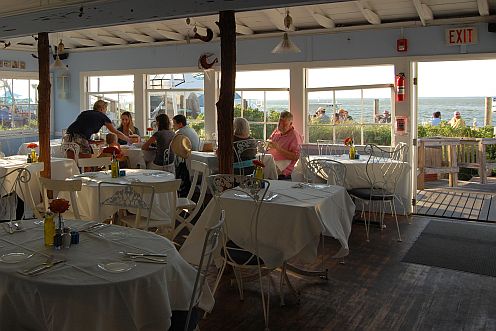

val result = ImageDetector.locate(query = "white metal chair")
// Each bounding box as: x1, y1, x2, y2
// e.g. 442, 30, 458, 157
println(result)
78, 156, 112, 172
208, 174, 271, 331
316, 139, 335, 155
307, 158, 347, 186
39, 177, 82, 220
183, 210, 225, 331
175, 160, 209, 238
233, 139, 257, 176
349, 143, 409, 242
99, 180, 181, 238
0, 168, 31, 222
60, 142, 80, 164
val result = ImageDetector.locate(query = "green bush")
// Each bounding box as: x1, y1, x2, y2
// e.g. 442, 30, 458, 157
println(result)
308, 124, 391, 146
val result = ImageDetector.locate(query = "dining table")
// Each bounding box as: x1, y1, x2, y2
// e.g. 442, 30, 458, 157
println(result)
60, 169, 177, 221
0, 219, 214, 331
17, 139, 65, 158
0, 156, 80, 219
119, 144, 155, 169
180, 180, 355, 269
191, 151, 279, 179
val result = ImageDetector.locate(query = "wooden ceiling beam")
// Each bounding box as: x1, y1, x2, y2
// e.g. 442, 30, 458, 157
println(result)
67, 35, 102, 47
476, 0, 490, 16
264, 9, 295, 32
412, 0, 434, 26
81, 30, 128, 45
356, 1, 381, 25
153, 26, 185, 41
235, 22, 254, 35
307, 9, 335, 29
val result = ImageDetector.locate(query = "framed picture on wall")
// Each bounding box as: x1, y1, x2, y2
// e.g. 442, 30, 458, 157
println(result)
11, 60, 19, 69
19, 61, 26, 69
3, 60, 11, 68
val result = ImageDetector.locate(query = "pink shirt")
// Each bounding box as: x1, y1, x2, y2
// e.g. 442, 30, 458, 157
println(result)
269, 127, 303, 176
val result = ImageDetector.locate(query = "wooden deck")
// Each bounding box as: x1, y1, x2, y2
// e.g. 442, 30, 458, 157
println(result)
416, 177, 496, 222
199, 216, 496, 330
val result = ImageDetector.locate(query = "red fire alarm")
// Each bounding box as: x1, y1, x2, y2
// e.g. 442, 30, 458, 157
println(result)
397, 38, 408, 52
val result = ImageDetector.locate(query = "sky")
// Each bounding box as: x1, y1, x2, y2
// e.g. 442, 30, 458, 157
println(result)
418, 59, 496, 97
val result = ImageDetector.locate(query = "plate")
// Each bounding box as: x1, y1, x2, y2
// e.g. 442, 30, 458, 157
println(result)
0, 252, 33, 264
98, 231, 127, 240
234, 192, 278, 201
98, 261, 136, 273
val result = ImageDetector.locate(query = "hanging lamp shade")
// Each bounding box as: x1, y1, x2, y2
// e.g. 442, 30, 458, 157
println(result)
271, 32, 301, 54
50, 39, 68, 72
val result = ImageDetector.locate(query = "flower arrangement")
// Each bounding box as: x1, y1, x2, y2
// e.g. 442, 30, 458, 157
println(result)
343, 137, 354, 146
27, 143, 38, 149
253, 159, 265, 168
49, 198, 70, 214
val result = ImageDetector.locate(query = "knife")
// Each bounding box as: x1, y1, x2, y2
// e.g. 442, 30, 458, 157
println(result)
120, 251, 167, 258
24, 259, 66, 276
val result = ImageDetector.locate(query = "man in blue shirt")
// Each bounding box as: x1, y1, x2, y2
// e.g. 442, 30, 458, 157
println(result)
431, 111, 441, 126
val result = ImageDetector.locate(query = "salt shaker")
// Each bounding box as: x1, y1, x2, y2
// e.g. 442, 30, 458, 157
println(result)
54, 229, 62, 250
62, 227, 71, 248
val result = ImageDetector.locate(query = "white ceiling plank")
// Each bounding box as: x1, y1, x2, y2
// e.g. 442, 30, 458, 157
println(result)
307, 8, 335, 29
106, 27, 154, 43
412, 0, 434, 26
82, 30, 128, 45
356, 1, 381, 25
476, 0, 490, 16
67, 36, 102, 47
154, 28, 185, 41
236, 22, 254, 35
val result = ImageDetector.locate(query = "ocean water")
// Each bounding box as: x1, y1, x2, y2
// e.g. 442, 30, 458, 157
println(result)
266, 97, 495, 127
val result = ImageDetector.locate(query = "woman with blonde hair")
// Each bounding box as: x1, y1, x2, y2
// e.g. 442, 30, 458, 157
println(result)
117, 111, 141, 145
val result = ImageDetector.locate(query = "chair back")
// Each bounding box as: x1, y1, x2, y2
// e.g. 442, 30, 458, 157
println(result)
299, 145, 314, 183
39, 177, 82, 220
307, 159, 346, 186
78, 156, 112, 171
364, 143, 409, 195
98, 181, 155, 227
186, 160, 209, 203
61, 142, 80, 164
317, 140, 336, 155
184, 210, 225, 331
207, 174, 269, 266
233, 139, 257, 175
0, 168, 31, 221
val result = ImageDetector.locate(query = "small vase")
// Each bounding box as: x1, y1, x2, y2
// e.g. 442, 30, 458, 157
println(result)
349, 146, 356, 160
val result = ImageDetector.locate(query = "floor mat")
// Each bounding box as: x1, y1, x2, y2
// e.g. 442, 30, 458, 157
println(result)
402, 220, 496, 277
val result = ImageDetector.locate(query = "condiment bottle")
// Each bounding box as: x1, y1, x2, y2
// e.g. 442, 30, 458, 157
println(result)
44, 213, 55, 246
54, 229, 62, 250
27, 153, 32, 163
62, 227, 71, 248
111, 151, 119, 178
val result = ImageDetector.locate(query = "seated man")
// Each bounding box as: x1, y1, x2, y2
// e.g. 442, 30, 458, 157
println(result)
172, 114, 200, 151
268, 111, 303, 180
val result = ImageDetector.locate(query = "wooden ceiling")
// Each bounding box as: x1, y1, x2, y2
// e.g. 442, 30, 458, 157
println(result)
1, 0, 495, 53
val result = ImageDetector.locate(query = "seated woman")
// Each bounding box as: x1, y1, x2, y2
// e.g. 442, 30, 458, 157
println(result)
117, 111, 141, 145
142, 113, 175, 171
232, 117, 257, 175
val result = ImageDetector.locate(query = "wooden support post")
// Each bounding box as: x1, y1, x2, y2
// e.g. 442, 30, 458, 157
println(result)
38, 32, 51, 180
479, 139, 487, 184
417, 140, 425, 190
448, 144, 458, 187
484, 97, 492, 126
216, 11, 236, 174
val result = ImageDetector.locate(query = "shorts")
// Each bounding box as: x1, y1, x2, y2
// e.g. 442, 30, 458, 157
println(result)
63, 134, 93, 154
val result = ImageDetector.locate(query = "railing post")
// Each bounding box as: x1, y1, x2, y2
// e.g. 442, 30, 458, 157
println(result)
479, 139, 487, 184
417, 140, 425, 190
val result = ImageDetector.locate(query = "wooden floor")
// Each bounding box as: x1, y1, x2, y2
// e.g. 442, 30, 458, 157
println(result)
416, 177, 496, 222
199, 216, 496, 331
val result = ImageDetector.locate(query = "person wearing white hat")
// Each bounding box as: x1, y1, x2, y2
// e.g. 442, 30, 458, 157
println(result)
448, 111, 466, 129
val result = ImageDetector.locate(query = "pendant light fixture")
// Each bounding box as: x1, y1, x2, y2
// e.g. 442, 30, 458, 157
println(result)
272, 10, 300, 54
51, 39, 68, 72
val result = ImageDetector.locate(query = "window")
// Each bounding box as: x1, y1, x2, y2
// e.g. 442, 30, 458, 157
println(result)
86, 75, 134, 127
234, 70, 289, 140
146, 72, 204, 135
306, 65, 394, 146
0, 76, 39, 133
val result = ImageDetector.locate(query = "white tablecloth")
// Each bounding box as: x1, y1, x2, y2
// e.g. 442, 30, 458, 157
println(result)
0, 219, 214, 331
180, 180, 355, 268
60, 169, 176, 221
120, 145, 155, 169
18, 139, 65, 158
0, 156, 79, 218
191, 151, 278, 179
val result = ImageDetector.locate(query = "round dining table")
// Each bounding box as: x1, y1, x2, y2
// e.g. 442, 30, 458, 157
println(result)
59, 169, 176, 221
0, 219, 213, 331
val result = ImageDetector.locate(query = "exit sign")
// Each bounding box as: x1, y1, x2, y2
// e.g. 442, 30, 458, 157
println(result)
446, 27, 478, 46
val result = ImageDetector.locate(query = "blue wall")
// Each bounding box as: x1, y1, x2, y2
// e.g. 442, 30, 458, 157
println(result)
1, 22, 496, 155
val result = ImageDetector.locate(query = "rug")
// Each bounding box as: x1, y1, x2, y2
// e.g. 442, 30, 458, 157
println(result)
402, 220, 496, 277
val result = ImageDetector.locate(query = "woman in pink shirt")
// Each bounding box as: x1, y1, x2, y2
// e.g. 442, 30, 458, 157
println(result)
268, 111, 302, 179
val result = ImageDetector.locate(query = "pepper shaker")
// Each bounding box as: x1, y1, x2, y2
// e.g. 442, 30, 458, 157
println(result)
54, 229, 62, 250
62, 227, 71, 248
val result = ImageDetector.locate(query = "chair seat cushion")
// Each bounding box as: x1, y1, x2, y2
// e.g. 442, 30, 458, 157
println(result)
349, 188, 394, 200
176, 197, 196, 210
221, 240, 264, 265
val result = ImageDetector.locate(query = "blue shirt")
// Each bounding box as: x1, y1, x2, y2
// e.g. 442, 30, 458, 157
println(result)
431, 118, 441, 126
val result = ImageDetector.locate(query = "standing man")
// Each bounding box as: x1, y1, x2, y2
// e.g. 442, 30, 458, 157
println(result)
64, 100, 131, 155
268, 111, 303, 180
172, 114, 200, 151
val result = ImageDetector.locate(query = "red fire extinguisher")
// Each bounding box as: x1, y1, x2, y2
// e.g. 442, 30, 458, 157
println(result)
395, 73, 406, 102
